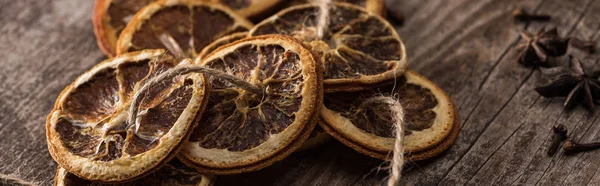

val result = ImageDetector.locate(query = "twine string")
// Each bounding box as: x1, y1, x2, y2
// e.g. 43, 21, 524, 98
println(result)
315, 0, 331, 40
363, 96, 406, 186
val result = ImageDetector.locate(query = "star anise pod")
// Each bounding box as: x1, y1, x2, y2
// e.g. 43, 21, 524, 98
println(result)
535, 56, 600, 110
517, 27, 570, 67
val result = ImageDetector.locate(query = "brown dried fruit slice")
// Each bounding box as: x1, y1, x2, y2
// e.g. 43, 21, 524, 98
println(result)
196, 32, 331, 152
93, 0, 157, 57
116, 0, 254, 58
179, 35, 323, 174
46, 49, 209, 182
54, 159, 213, 186
94, 0, 283, 57
320, 71, 458, 160
250, 2, 406, 92
196, 31, 331, 152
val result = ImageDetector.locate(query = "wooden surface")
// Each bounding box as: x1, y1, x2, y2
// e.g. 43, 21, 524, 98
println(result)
2, 0, 600, 185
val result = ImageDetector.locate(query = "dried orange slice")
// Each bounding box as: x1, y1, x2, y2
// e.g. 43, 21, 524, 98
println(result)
320, 71, 459, 161
196, 31, 331, 152
197, 32, 331, 152
116, 0, 254, 58
93, 0, 157, 57
54, 160, 213, 186
94, 0, 283, 57
250, 3, 407, 92
46, 49, 209, 182
179, 35, 323, 174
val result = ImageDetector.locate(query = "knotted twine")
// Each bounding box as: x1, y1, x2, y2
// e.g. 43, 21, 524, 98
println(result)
312, 0, 406, 185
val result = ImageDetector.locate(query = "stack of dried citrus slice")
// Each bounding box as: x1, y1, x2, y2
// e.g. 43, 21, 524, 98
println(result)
48, 0, 459, 184
93, 0, 385, 57
48, 36, 322, 182
248, 2, 459, 161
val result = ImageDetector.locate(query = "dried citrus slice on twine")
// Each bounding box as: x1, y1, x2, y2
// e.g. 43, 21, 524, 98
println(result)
250, 2, 406, 92
320, 71, 459, 161
116, 0, 254, 58
197, 32, 332, 151
46, 49, 209, 182
178, 35, 323, 174
93, 0, 282, 57
54, 160, 213, 186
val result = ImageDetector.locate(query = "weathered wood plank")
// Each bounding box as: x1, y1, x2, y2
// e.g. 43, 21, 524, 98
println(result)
2, 0, 600, 185
460, 1, 597, 185
0, 1, 104, 185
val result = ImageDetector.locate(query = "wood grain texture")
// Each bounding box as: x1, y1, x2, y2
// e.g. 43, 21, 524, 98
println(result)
2, 0, 600, 185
